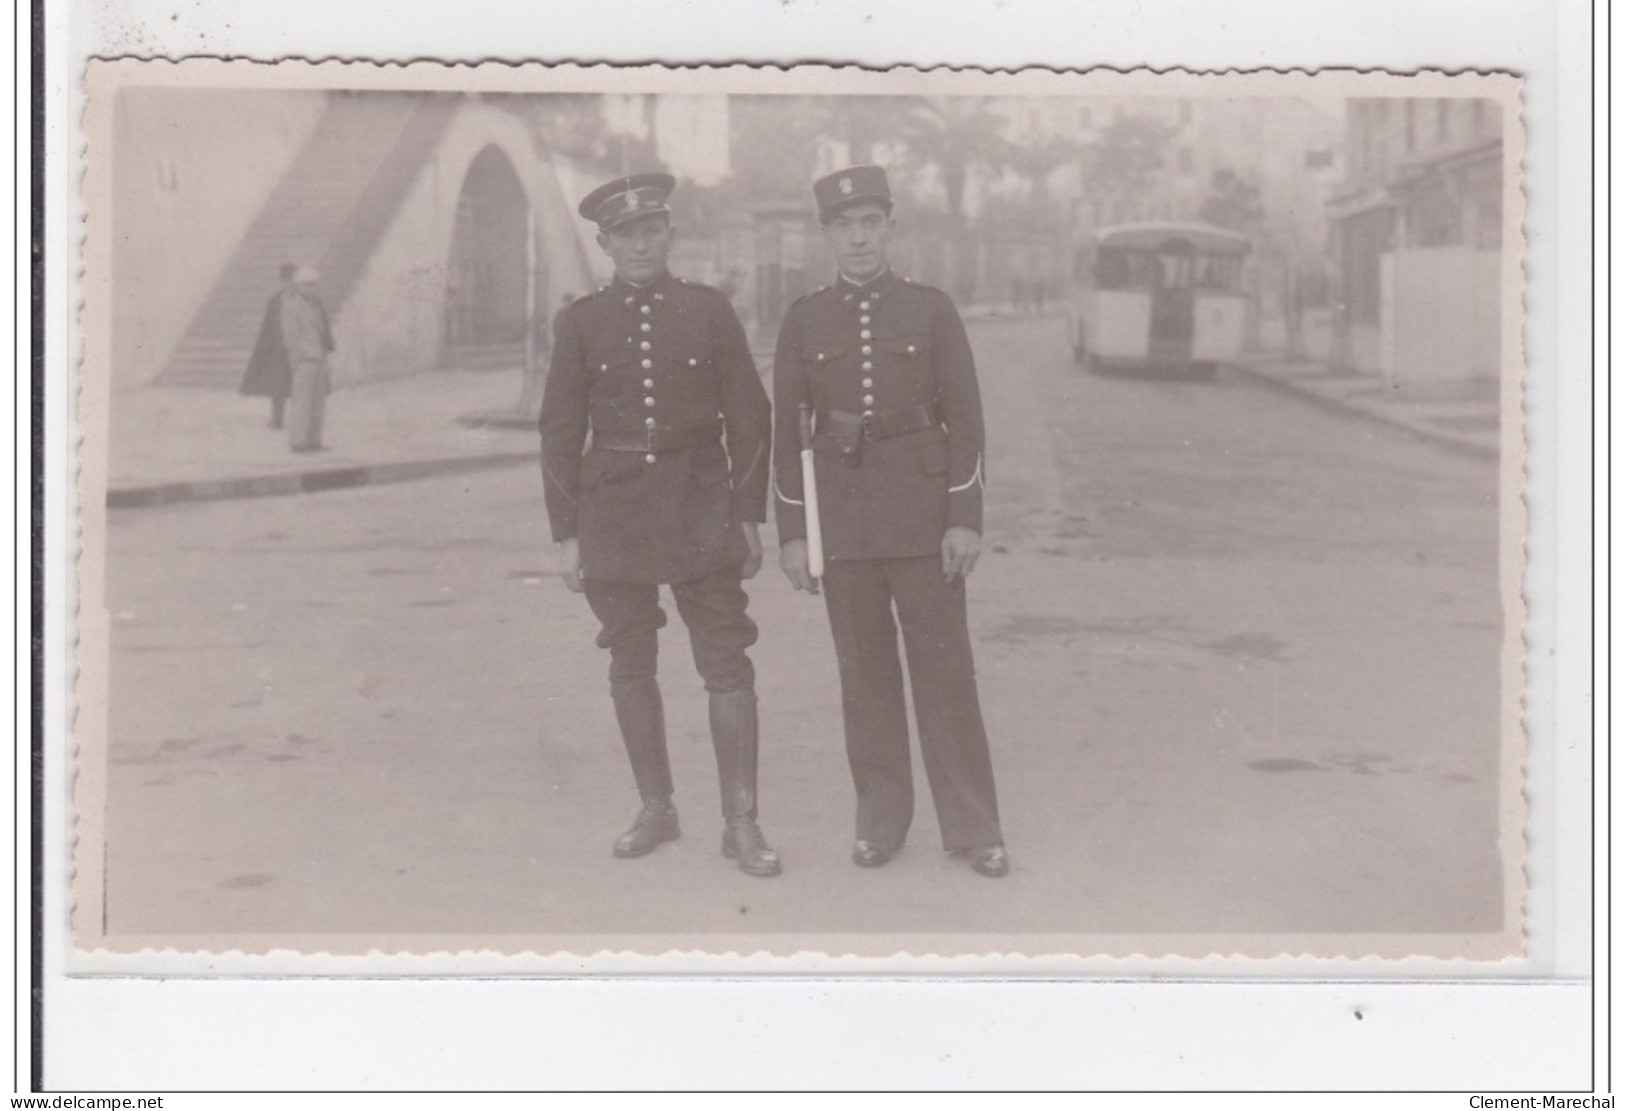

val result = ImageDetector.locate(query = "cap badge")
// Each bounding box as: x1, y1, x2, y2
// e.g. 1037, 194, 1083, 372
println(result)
839, 176, 854, 195
626, 191, 641, 210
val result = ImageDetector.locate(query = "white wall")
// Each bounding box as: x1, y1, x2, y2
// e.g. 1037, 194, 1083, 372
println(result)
111, 88, 328, 387
1382, 246, 1501, 382
335, 101, 598, 383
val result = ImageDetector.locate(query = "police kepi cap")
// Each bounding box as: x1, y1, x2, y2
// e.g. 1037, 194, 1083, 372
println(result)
813, 165, 892, 223
579, 172, 677, 231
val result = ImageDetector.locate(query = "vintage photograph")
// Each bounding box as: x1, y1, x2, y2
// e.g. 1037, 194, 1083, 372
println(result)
73, 62, 1524, 961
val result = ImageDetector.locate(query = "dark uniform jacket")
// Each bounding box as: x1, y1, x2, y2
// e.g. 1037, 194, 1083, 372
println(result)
540, 273, 771, 584
772, 271, 985, 560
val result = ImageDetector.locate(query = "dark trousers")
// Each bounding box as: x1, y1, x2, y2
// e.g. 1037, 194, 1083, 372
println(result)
822, 555, 1003, 852
584, 566, 757, 694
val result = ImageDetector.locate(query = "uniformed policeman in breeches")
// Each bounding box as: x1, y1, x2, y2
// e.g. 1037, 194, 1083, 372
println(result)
540, 173, 781, 877
774, 165, 1009, 878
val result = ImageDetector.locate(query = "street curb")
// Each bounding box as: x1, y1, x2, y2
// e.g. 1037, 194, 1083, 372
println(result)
106, 449, 539, 509
1226, 361, 1500, 463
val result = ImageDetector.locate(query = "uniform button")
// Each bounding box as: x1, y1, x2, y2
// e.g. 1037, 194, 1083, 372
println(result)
862, 409, 875, 418
645, 416, 656, 427
642, 378, 654, 388
688, 357, 698, 367
862, 378, 874, 388
644, 453, 657, 464
861, 361, 873, 371
640, 304, 651, 314
859, 315, 871, 325
861, 346, 872, 356
641, 358, 653, 369
907, 344, 917, 354
640, 322, 651, 332
862, 394, 875, 406
860, 329, 872, 340
599, 363, 608, 372
644, 396, 656, 407
640, 340, 652, 351
859, 301, 870, 311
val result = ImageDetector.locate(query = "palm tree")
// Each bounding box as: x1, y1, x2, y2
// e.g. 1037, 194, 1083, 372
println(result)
896, 96, 1012, 229
1007, 132, 1080, 206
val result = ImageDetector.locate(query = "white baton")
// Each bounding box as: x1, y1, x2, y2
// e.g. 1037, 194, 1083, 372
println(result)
797, 405, 825, 580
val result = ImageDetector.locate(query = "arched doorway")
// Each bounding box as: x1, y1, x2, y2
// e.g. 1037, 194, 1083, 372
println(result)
443, 145, 533, 368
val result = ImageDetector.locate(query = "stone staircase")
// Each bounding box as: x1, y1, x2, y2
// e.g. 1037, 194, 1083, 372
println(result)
160, 91, 461, 387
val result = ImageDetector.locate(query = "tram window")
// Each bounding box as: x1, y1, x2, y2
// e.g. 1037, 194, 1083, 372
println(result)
1094, 249, 1133, 289
1192, 255, 1240, 290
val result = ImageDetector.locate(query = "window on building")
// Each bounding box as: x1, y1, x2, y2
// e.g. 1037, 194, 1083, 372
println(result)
1436, 99, 1451, 144
1405, 100, 1416, 154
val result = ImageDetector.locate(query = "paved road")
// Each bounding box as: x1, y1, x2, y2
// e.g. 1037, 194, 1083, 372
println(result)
99, 315, 1509, 948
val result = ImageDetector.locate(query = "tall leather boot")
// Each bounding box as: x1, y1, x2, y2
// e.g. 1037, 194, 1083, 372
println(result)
610, 677, 679, 858
709, 689, 782, 877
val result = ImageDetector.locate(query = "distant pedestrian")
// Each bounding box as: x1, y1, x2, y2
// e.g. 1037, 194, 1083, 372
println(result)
281, 266, 335, 453
539, 173, 781, 877
773, 164, 1009, 878
239, 263, 296, 429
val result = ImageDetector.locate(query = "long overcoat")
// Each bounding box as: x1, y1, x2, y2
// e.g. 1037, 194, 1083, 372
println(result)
239, 291, 292, 399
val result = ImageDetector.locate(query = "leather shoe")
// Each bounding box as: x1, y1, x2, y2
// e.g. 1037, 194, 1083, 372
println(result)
721, 817, 782, 877
851, 839, 900, 868
967, 845, 1010, 878
613, 799, 680, 858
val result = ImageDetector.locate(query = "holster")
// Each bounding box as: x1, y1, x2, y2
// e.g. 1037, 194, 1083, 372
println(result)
825, 409, 866, 466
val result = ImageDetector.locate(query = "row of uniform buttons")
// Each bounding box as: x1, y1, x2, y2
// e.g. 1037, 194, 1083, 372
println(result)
859, 298, 875, 413
635, 298, 658, 462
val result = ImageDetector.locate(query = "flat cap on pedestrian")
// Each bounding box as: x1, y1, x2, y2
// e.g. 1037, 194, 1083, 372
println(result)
813, 164, 893, 224
579, 172, 677, 231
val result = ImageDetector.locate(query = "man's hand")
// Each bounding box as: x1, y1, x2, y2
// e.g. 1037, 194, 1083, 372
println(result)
941, 526, 982, 581
740, 521, 763, 579
779, 538, 820, 594
558, 538, 584, 593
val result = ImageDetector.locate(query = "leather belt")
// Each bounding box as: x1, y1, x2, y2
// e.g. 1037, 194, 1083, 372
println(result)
594, 417, 723, 453
823, 403, 941, 442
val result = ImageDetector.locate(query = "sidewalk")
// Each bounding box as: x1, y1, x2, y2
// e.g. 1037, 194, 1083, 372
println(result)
1228, 353, 1503, 461
106, 369, 541, 508
103, 334, 1503, 510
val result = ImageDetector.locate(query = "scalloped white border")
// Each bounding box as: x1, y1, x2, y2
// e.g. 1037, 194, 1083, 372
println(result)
71, 60, 1528, 973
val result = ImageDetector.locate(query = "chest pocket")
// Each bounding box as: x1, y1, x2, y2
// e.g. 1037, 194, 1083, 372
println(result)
880, 334, 932, 362
800, 339, 850, 369
587, 348, 640, 376
672, 348, 715, 376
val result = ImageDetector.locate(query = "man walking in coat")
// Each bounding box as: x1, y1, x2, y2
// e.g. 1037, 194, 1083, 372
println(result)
281, 265, 335, 453
539, 172, 781, 877
773, 165, 1009, 878
239, 262, 296, 429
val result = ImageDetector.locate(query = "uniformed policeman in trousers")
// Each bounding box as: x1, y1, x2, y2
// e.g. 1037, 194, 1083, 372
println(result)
539, 172, 781, 877
773, 165, 1009, 878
